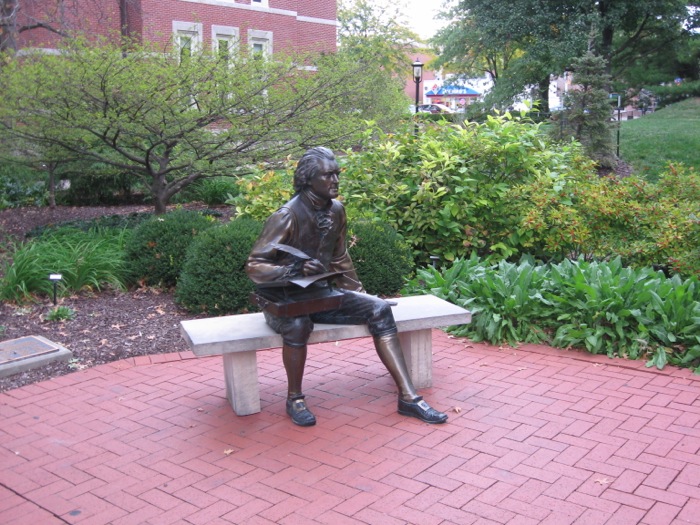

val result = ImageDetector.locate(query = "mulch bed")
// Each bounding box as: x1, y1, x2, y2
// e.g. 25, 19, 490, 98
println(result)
0, 204, 234, 393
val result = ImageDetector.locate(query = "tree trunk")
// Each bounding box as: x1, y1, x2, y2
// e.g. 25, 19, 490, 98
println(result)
47, 163, 56, 209
537, 75, 550, 115
0, 0, 18, 52
597, 0, 615, 77
151, 173, 168, 214
153, 195, 167, 215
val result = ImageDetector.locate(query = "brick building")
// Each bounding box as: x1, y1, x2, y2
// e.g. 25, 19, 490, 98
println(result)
15, 0, 337, 56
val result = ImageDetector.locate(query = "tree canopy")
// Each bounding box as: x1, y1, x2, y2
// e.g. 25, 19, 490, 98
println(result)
0, 37, 407, 213
1, 0, 123, 53
433, 0, 700, 108
338, 0, 421, 78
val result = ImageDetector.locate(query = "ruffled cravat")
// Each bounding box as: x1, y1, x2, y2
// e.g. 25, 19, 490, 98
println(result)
302, 190, 334, 240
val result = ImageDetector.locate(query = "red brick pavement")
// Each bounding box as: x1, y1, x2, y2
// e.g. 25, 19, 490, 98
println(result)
1, 330, 699, 524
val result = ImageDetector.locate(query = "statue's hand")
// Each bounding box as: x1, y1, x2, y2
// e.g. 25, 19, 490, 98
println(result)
302, 259, 326, 276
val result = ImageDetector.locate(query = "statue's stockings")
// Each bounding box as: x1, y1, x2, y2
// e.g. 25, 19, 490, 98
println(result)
282, 333, 419, 402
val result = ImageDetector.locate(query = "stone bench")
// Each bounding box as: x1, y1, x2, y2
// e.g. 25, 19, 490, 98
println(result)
180, 294, 471, 416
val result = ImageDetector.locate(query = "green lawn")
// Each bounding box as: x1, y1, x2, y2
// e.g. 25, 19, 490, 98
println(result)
619, 97, 700, 181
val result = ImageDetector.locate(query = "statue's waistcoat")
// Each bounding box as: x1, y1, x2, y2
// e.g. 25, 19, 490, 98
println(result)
282, 194, 342, 269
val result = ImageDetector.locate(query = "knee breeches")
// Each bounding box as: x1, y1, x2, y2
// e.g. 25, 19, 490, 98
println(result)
263, 289, 397, 347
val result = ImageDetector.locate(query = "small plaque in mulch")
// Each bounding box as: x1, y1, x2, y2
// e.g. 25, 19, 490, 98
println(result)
0, 336, 72, 378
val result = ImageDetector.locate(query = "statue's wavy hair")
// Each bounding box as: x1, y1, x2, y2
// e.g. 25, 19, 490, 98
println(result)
293, 147, 336, 194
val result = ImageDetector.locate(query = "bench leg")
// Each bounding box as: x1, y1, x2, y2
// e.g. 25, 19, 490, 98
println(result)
222, 351, 261, 416
398, 329, 433, 389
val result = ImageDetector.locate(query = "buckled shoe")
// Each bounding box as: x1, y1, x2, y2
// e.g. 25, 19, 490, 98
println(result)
286, 396, 317, 427
398, 396, 448, 424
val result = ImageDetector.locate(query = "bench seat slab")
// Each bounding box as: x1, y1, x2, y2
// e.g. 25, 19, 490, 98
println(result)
181, 295, 471, 416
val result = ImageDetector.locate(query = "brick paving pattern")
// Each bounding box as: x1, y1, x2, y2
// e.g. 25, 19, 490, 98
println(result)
1, 330, 699, 524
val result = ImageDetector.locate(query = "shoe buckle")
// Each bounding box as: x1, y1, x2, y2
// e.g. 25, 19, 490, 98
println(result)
417, 400, 430, 411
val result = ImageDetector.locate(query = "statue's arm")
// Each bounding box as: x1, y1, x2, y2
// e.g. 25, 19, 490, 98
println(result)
246, 209, 301, 284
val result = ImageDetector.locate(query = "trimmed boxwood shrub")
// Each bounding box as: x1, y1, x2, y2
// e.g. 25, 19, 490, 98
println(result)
348, 220, 414, 296
176, 218, 263, 314
125, 209, 216, 287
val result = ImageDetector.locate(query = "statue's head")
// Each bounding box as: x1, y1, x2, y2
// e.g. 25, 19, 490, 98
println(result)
293, 147, 338, 194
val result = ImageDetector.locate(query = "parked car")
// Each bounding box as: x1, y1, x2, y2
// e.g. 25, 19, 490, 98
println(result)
417, 104, 454, 114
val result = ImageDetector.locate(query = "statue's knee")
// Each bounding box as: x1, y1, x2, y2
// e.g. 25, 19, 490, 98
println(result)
368, 301, 396, 336
282, 316, 313, 346
376, 301, 393, 319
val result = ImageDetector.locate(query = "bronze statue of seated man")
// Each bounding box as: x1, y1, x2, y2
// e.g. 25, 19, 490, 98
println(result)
246, 147, 447, 427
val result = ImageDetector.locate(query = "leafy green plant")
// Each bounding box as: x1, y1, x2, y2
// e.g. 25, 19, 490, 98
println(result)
191, 177, 240, 206
638, 276, 700, 370
0, 243, 50, 302
0, 164, 47, 209
176, 218, 263, 314
0, 228, 128, 303
26, 212, 153, 239
230, 167, 294, 221
547, 258, 654, 357
405, 254, 551, 345
348, 220, 414, 296
124, 209, 217, 287
45, 306, 76, 322
59, 169, 140, 206
404, 255, 700, 372
512, 164, 700, 277
342, 116, 593, 265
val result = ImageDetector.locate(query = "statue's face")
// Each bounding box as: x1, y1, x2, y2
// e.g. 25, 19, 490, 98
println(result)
309, 158, 340, 200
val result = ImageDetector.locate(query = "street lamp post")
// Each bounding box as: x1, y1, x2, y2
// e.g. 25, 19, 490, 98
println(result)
412, 59, 423, 135
413, 59, 423, 114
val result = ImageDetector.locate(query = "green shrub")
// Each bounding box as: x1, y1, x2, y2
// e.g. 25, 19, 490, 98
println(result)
512, 164, 700, 277
342, 116, 594, 264
0, 164, 47, 209
229, 167, 294, 221
348, 220, 414, 296
415, 112, 464, 124
649, 81, 700, 108
124, 209, 217, 287
59, 170, 141, 206
176, 218, 263, 314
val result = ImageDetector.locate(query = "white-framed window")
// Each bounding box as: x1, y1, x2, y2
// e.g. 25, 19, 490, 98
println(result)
248, 29, 272, 58
173, 21, 203, 61
251, 0, 269, 8
212, 25, 239, 62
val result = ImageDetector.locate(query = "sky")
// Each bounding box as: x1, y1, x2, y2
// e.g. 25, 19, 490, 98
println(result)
400, 0, 448, 40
